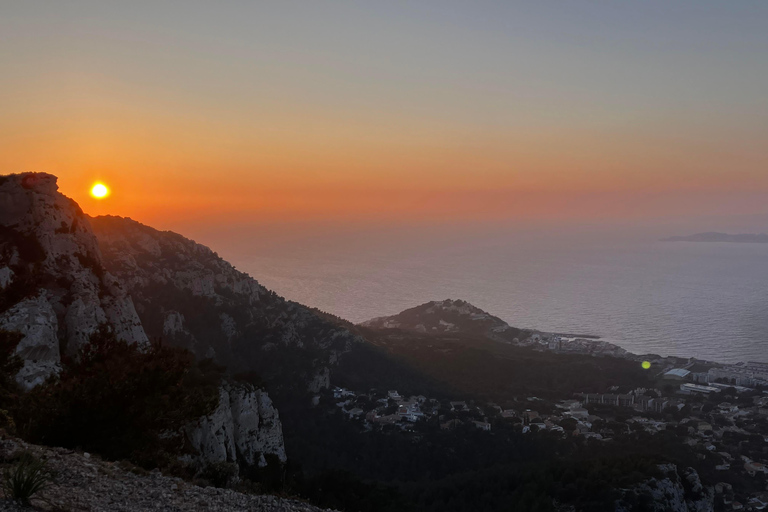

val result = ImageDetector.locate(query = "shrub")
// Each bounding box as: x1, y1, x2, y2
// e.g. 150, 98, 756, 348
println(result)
199, 461, 239, 488
15, 326, 223, 468
2, 453, 51, 506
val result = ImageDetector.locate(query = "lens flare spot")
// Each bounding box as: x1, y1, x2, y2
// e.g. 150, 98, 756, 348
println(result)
641, 361, 651, 370
90, 183, 110, 199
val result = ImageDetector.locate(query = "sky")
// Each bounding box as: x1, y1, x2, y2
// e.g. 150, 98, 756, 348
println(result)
1, 1, 767, 231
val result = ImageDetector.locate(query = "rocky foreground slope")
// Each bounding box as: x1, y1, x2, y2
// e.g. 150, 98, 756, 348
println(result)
0, 437, 334, 512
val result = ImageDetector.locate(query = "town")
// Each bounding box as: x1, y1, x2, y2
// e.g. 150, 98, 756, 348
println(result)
324, 357, 768, 511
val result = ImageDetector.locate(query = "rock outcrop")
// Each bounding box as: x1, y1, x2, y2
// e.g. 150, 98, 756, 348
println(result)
0, 173, 148, 387
0, 173, 290, 471
185, 382, 286, 470
0, 294, 60, 390
615, 464, 714, 512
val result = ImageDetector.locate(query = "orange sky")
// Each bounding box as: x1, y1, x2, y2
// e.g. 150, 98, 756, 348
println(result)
1, 2, 767, 231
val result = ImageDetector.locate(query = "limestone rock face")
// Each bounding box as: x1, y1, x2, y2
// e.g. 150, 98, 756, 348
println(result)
185, 382, 286, 469
0, 173, 148, 388
0, 294, 60, 390
1, 172, 290, 472
614, 464, 714, 512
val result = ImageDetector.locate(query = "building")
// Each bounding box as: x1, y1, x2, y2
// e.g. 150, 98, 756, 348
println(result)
679, 383, 721, 395
564, 407, 589, 420
450, 401, 468, 412
473, 420, 491, 431
664, 368, 691, 381
333, 387, 355, 399
582, 393, 634, 407
744, 461, 768, 477
708, 362, 768, 387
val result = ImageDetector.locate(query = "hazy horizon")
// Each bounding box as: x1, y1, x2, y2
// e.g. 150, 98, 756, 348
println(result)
2, 1, 767, 229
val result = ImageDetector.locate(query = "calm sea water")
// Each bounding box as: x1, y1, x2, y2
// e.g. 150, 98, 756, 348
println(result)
214, 225, 768, 364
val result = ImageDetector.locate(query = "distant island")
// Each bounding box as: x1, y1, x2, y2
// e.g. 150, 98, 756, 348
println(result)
662, 232, 768, 243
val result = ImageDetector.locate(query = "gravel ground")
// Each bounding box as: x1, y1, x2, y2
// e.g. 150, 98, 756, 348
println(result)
0, 438, 335, 512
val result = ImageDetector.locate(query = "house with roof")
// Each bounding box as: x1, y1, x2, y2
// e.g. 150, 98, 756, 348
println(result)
450, 401, 468, 412
473, 420, 491, 431
744, 461, 768, 477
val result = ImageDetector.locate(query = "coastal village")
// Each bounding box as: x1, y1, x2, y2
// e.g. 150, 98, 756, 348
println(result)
323, 334, 768, 511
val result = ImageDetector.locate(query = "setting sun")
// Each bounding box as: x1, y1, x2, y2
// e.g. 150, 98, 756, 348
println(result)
90, 183, 110, 199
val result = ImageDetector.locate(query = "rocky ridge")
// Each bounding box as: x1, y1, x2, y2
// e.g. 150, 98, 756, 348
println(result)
0, 436, 334, 512
90, 215, 361, 391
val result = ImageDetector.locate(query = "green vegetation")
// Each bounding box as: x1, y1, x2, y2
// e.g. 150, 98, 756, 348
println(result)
345, 328, 651, 402
14, 326, 223, 469
1, 452, 51, 506
269, 402, 682, 512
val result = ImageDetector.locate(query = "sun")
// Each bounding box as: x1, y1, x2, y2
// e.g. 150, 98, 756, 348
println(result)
90, 182, 110, 199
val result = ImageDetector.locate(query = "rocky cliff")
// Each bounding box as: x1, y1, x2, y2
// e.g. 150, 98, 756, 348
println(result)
185, 381, 286, 470
615, 464, 714, 512
0, 173, 288, 471
90, 215, 361, 392
0, 173, 147, 390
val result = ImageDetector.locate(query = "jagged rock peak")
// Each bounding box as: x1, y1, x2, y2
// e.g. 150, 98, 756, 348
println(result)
0, 172, 148, 388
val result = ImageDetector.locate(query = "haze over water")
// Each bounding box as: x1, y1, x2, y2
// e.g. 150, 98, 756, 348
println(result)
201, 223, 768, 365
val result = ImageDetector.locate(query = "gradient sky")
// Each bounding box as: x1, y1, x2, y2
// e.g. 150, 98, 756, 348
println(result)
1, 1, 767, 229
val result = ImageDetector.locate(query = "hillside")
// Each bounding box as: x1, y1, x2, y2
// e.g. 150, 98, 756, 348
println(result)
0, 436, 333, 512
90, 214, 360, 394
0, 173, 730, 511
360, 299, 531, 343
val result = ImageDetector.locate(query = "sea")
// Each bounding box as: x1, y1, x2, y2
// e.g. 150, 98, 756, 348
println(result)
203, 222, 768, 364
